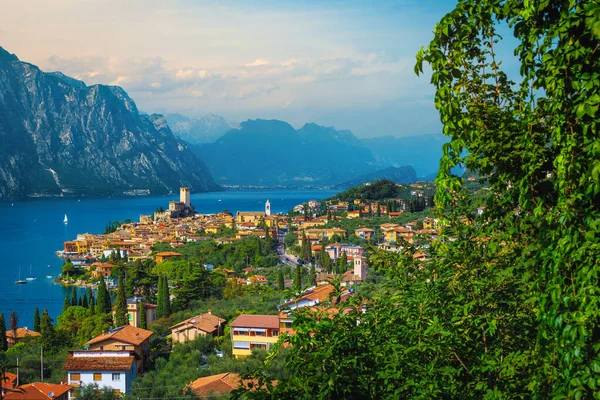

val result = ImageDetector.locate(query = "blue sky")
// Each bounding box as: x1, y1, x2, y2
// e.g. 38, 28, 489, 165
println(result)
0, 0, 483, 137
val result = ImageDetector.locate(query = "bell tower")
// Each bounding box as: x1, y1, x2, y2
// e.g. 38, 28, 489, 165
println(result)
265, 200, 271, 216
180, 187, 191, 208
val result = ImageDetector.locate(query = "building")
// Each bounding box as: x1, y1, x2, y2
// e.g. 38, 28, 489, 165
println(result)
91, 262, 116, 279
280, 284, 336, 311
354, 227, 375, 240
236, 211, 266, 224
63, 350, 136, 398
354, 256, 367, 281
4, 382, 72, 400
187, 372, 273, 397
155, 251, 181, 264
111, 297, 156, 328
1, 372, 17, 395
325, 244, 365, 260
229, 315, 280, 358
6, 327, 40, 346
265, 200, 271, 216
84, 325, 153, 374
154, 188, 195, 219
170, 311, 226, 344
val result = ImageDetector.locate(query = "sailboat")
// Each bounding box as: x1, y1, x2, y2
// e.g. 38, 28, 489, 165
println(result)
26, 265, 36, 281
64, 214, 68, 224
15, 267, 26, 284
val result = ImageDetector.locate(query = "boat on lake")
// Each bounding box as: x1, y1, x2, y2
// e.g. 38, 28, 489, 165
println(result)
64, 214, 68, 224
26, 265, 36, 281
15, 266, 26, 284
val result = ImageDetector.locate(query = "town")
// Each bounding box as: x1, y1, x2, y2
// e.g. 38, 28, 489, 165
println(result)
0, 179, 449, 398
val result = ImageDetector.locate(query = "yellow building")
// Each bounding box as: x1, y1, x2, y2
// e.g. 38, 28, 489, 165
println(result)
423, 217, 436, 230
111, 297, 157, 328
384, 227, 414, 244
229, 315, 280, 358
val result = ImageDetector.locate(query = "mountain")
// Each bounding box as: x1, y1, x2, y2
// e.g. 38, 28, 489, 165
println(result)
189, 120, 377, 187
0, 46, 220, 198
361, 134, 448, 177
334, 165, 418, 189
166, 113, 232, 144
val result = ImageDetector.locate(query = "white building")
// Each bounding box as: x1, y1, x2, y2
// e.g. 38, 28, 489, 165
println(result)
265, 200, 271, 216
63, 350, 137, 398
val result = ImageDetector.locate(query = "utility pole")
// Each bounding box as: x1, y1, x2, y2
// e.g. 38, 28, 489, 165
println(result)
16, 357, 19, 387
40, 346, 43, 381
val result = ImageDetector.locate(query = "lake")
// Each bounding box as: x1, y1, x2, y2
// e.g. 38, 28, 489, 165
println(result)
0, 189, 337, 328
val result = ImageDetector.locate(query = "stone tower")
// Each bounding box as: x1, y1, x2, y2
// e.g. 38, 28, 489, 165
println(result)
180, 187, 191, 208
354, 256, 367, 281
265, 199, 271, 216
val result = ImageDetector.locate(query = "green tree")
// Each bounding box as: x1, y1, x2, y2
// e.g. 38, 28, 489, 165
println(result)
277, 270, 285, 291
301, 232, 311, 263
63, 295, 70, 313
8, 312, 17, 341
114, 276, 128, 326
139, 301, 147, 329
163, 276, 171, 316
95, 281, 111, 314
33, 308, 40, 333
70, 287, 77, 307
61, 260, 75, 277
81, 292, 89, 309
87, 287, 94, 307
293, 266, 302, 292
0, 314, 7, 351
309, 265, 316, 287
156, 275, 165, 318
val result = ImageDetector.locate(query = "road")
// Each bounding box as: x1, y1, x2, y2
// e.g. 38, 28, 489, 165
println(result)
276, 231, 298, 267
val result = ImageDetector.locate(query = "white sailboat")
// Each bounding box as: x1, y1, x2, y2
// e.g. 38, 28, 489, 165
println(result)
15, 266, 26, 284
64, 214, 68, 224
26, 265, 36, 281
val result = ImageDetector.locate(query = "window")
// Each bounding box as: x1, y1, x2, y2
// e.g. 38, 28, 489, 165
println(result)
233, 329, 249, 336
93, 373, 102, 381
284, 321, 293, 329
233, 341, 250, 349
271, 329, 279, 336
250, 343, 267, 351
70, 373, 81, 381
112, 373, 121, 381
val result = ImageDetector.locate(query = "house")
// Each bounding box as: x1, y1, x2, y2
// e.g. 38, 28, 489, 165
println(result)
91, 262, 116, 279
171, 311, 226, 344
229, 315, 280, 358
187, 372, 274, 397
6, 327, 40, 346
155, 252, 181, 264
280, 284, 335, 311
63, 350, 136, 398
423, 217, 436, 230
1, 372, 17, 395
325, 244, 365, 260
84, 325, 153, 374
354, 227, 375, 240
247, 275, 268, 285
236, 211, 265, 224
111, 297, 156, 328
384, 227, 414, 244
4, 382, 72, 400
346, 210, 361, 219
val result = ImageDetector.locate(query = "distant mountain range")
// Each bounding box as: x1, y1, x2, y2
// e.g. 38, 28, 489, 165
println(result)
166, 113, 233, 144
189, 120, 377, 187
334, 166, 418, 189
0, 46, 219, 198
361, 134, 448, 177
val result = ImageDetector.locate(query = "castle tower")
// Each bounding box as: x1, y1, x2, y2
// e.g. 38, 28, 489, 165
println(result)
265, 200, 271, 216
180, 187, 191, 208
354, 256, 367, 281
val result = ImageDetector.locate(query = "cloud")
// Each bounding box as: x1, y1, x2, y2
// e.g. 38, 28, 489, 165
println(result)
245, 59, 270, 67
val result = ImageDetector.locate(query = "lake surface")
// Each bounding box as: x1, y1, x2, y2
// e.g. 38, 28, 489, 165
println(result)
0, 189, 337, 327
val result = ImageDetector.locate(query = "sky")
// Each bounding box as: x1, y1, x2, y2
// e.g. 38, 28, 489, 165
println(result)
0, 0, 462, 138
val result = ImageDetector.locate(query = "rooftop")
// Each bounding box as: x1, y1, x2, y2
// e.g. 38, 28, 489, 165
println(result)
62, 353, 135, 372
4, 382, 72, 400
84, 325, 153, 347
229, 314, 279, 329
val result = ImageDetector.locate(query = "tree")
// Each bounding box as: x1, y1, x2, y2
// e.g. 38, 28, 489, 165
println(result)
163, 276, 171, 317
114, 276, 128, 326
63, 295, 71, 312
61, 261, 75, 277
309, 265, 316, 287
33, 308, 40, 333
0, 314, 6, 351
301, 233, 311, 263
139, 301, 147, 329
156, 275, 164, 318
277, 270, 285, 291
8, 312, 17, 342
71, 287, 78, 307
95, 281, 111, 314
293, 266, 302, 292
81, 292, 89, 309
339, 252, 348, 273
376, 202, 381, 217
87, 287, 94, 307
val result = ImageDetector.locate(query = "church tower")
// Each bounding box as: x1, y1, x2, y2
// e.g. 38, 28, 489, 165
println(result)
265, 200, 271, 216
180, 187, 191, 208
354, 256, 367, 281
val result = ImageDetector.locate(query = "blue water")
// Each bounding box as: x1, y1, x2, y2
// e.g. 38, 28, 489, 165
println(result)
0, 189, 337, 327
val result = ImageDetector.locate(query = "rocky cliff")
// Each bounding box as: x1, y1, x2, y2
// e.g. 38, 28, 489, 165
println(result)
0, 46, 220, 198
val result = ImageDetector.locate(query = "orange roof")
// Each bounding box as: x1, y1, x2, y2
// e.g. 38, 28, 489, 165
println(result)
6, 328, 40, 339
229, 314, 279, 329
155, 251, 181, 257
84, 325, 153, 347
1, 372, 17, 388
62, 353, 135, 372
188, 372, 276, 396
4, 382, 72, 400
170, 312, 226, 334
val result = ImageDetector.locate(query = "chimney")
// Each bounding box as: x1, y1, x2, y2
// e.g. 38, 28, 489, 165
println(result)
207, 309, 212, 315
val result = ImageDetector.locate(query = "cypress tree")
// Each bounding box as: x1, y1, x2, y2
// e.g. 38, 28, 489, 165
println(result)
0, 313, 7, 351
340, 252, 348, 273
96, 281, 111, 314
114, 276, 128, 326
87, 287, 94, 307
71, 287, 77, 307
9, 312, 17, 342
88, 294, 95, 315
33, 308, 41, 332
309, 264, 316, 287
139, 301, 147, 329
277, 270, 285, 291
81, 292, 88, 309
156, 276, 164, 318
63, 294, 71, 312
294, 266, 302, 291
377, 202, 381, 217
163, 276, 171, 317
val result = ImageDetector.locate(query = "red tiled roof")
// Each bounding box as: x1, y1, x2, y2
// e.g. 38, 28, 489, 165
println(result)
4, 382, 72, 400
229, 314, 279, 329
155, 251, 181, 257
188, 373, 276, 396
62, 354, 135, 371
84, 325, 153, 347
170, 312, 226, 334
1, 372, 17, 388
6, 328, 40, 339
